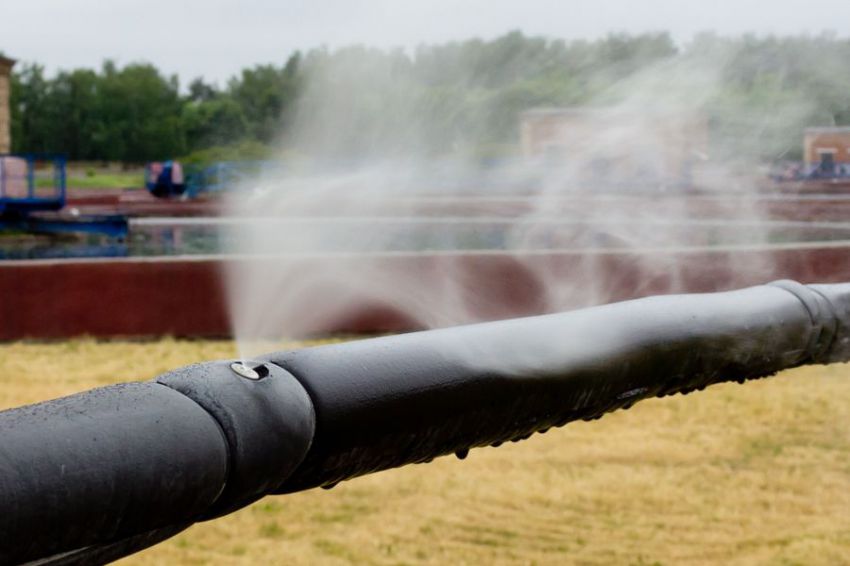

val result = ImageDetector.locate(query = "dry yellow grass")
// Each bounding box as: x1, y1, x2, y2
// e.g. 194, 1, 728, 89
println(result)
2, 339, 850, 565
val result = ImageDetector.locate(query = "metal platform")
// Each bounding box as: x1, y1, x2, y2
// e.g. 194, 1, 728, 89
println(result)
0, 154, 65, 215
0, 154, 127, 238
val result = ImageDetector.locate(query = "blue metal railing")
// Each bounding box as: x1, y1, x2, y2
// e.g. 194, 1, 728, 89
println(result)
0, 155, 128, 240
0, 154, 66, 214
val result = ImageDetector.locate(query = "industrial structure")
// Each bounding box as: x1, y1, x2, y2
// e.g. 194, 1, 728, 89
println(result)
519, 107, 708, 187
0, 53, 127, 243
0, 55, 14, 154
804, 126, 850, 174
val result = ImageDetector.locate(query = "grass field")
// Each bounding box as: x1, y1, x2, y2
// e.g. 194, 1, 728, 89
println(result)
67, 171, 143, 189
2, 339, 850, 565
34, 170, 143, 190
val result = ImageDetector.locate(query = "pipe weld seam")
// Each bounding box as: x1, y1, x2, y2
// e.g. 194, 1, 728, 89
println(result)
768, 280, 837, 362
153, 380, 233, 515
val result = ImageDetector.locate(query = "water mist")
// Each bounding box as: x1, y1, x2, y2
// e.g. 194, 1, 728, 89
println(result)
224, 39, 839, 363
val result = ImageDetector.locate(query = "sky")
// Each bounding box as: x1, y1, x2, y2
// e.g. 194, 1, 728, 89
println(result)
4, 0, 850, 85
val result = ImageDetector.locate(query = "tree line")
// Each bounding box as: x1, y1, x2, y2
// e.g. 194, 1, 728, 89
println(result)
10, 56, 299, 162
10, 31, 850, 163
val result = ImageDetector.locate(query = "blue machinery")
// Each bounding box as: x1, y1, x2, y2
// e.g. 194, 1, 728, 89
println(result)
0, 154, 128, 238
146, 160, 275, 199
0, 153, 65, 215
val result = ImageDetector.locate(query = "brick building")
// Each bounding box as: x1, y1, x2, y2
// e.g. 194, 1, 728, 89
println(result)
0, 55, 15, 154
519, 107, 708, 186
803, 127, 850, 173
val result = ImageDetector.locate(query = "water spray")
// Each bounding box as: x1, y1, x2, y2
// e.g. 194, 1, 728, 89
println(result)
1, 279, 849, 564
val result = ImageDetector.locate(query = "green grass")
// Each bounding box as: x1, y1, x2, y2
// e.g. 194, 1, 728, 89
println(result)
34, 171, 143, 190
67, 172, 143, 189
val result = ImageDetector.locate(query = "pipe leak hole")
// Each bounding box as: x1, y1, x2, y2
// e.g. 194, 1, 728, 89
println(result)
230, 362, 269, 380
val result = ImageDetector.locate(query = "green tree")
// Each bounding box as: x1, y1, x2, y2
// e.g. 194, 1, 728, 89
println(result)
93, 61, 186, 162
228, 52, 301, 143
10, 64, 52, 154
48, 69, 100, 159
183, 97, 248, 149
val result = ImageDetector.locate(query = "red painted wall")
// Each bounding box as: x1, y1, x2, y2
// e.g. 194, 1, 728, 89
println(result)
0, 258, 227, 340
1, 246, 849, 341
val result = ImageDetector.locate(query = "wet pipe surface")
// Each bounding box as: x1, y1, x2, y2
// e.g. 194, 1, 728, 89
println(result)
2, 281, 848, 563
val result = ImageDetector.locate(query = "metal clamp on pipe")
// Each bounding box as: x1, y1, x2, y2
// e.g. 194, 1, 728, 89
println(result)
0, 362, 315, 565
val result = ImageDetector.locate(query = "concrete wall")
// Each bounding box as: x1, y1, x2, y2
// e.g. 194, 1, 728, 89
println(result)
0, 57, 14, 154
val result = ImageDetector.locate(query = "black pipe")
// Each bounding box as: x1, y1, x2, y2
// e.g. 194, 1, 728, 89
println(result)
0, 364, 316, 564
266, 280, 850, 492
0, 280, 848, 564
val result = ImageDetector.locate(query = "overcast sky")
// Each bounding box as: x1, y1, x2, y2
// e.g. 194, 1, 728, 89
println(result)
4, 0, 850, 85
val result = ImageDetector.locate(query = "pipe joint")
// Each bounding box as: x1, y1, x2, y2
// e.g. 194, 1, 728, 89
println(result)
157, 359, 316, 518
768, 280, 837, 363
808, 283, 850, 364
